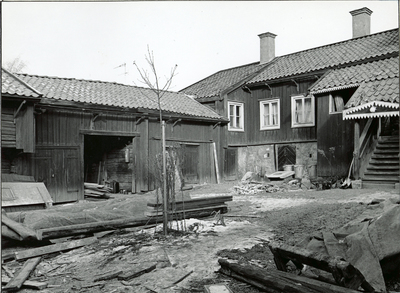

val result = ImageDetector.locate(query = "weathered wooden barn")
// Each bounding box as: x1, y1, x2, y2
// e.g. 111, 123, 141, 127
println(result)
181, 7, 399, 188
2, 69, 228, 203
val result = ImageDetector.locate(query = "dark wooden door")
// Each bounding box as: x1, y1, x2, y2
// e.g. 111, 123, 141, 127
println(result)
34, 147, 80, 203
277, 145, 296, 171
224, 148, 237, 180
182, 145, 199, 184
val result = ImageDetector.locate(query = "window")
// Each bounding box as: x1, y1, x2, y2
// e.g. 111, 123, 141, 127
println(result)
329, 94, 345, 114
228, 101, 244, 131
291, 95, 315, 127
260, 99, 280, 130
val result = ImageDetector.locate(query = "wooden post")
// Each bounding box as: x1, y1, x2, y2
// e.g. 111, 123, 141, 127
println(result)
212, 142, 220, 184
162, 120, 168, 236
353, 121, 360, 179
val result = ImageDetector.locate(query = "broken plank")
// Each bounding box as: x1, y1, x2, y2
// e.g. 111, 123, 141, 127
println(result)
268, 241, 371, 290
14, 236, 98, 261
218, 259, 362, 293
93, 270, 123, 282
1, 276, 47, 290
163, 270, 194, 288
2, 257, 42, 291
118, 263, 157, 280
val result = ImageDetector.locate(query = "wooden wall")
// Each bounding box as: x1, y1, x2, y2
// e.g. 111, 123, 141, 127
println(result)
226, 79, 317, 146
5, 106, 223, 202
316, 93, 354, 177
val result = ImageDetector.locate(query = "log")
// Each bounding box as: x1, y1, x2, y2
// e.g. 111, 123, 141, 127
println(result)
2, 257, 42, 291
1, 276, 47, 290
1, 214, 39, 241
147, 196, 233, 207
268, 241, 372, 291
37, 206, 228, 239
14, 236, 98, 261
218, 259, 363, 293
118, 263, 157, 280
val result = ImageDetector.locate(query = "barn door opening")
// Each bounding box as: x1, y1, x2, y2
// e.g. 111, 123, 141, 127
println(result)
181, 144, 199, 184
84, 135, 134, 193
224, 147, 237, 181
277, 144, 296, 171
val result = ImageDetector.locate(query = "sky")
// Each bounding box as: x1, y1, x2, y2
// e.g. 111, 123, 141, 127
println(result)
2, 1, 399, 91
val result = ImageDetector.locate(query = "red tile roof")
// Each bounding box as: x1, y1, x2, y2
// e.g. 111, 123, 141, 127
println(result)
13, 73, 225, 121
180, 62, 265, 99
247, 29, 398, 85
2, 68, 41, 98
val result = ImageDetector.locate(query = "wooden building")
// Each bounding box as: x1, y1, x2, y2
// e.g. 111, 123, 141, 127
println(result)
1, 70, 228, 203
181, 8, 399, 187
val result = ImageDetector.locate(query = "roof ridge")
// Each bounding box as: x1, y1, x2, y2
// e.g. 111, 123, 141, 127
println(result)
179, 61, 261, 92
14, 72, 186, 95
273, 28, 398, 61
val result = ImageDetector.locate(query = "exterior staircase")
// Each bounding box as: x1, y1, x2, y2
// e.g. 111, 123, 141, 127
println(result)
362, 135, 399, 189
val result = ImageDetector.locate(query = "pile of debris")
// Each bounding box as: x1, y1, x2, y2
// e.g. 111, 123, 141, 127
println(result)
234, 183, 284, 195
84, 182, 112, 200
218, 198, 400, 293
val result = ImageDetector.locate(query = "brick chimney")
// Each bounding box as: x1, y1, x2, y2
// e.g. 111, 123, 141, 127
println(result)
258, 32, 277, 64
350, 7, 373, 38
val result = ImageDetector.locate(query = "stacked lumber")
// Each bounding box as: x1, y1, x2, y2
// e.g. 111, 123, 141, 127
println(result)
84, 183, 112, 199
145, 196, 233, 217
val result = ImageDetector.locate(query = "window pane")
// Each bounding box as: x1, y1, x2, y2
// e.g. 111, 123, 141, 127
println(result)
272, 102, 278, 125
334, 95, 344, 112
304, 98, 312, 123
295, 99, 303, 123
264, 104, 270, 126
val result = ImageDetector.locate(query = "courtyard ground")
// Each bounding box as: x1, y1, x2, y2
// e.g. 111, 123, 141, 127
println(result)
2, 182, 399, 292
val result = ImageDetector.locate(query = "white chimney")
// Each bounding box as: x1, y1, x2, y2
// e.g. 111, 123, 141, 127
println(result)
350, 7, 373, 38
258, 32, 277, 64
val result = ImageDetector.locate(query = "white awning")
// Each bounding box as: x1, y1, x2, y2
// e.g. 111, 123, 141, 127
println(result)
343, 101, 399, 120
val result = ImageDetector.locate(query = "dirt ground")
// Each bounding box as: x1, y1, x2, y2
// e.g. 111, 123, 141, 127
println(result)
2, 182, 400, 293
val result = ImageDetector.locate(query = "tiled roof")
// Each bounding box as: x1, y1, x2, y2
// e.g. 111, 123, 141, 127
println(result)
346, 77, 399, 108
247, 29, 399, 84
13, 73, 225, 121
309, 57, 399, 108
180, 62, 264, 99
2, 68, 41, 98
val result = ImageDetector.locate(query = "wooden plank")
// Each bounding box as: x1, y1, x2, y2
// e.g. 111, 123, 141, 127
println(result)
80, 129, 140, 137
14, 237, 98, 261
93, 270, 123, 282
1, 276, 47, 290
38, 207, 228, 239
2, 257, 42, 291
212, 142, 220, 184
218, 259, 362, 293
118, 263, 157, 281
145, 204, 228, 217
268, 241, 371, 291
147, 196, 232, 207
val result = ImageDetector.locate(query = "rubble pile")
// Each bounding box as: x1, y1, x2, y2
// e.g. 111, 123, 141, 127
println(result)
233, 183, 284, 195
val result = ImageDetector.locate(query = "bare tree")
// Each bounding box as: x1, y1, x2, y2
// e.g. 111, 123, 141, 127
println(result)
133, 46, 177, 236
5, 57, 27, 73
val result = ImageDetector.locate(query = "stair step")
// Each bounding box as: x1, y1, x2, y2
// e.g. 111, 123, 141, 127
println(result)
365, 170, 399, 176
362, 175, 399, 182
362, 181, 396, 189
379, 137, 399, 143
374, 150, 399, 155
376, 143, 399, 149
369, 160, 399, 165
371, 154, 399, 159
367, 165, 399, 170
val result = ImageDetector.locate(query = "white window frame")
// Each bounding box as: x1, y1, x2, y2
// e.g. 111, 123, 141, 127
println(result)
291, 95, 315, 128
228, 101, 244, 132
329, 94, 345, 114
260, 99, 280, 130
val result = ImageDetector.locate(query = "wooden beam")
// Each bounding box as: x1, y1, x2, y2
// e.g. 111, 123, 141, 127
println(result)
118, 263, 157, 281
2, 257, 42, 291
14, 237, 98, 261
1, 214, 39, 241
80, 129, 140, 137
219, 259, 363, 293
268, 242, 373, 291
212, 142, 221, 184
353, 121, 360, 179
